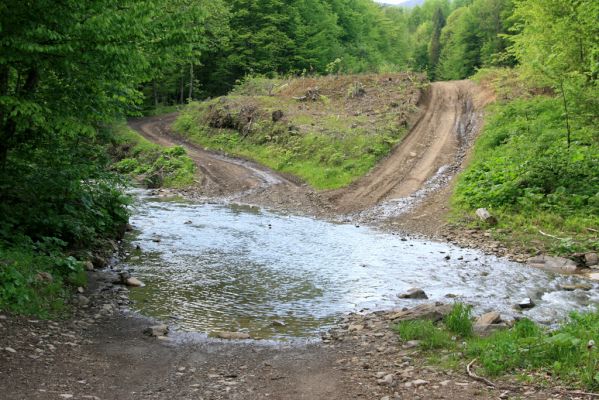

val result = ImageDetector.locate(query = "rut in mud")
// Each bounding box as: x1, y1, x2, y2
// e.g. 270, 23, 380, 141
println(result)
129, 80, 492, 220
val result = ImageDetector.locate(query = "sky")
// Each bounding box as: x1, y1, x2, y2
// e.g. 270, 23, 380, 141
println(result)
373, 0, 410, 4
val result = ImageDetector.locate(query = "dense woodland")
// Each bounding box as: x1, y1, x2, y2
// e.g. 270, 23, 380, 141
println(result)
0, 0, 598, 389
0, 0, 597, 311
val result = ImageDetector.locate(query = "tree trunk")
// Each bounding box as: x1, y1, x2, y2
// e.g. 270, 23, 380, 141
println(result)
179, 68, 185, 104
153, 81, 159, 108
188, 63, 193, 100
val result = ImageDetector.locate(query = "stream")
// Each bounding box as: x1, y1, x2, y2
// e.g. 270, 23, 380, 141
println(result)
123, 191, 598, 340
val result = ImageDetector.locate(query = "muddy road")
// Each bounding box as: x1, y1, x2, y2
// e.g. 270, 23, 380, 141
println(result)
129, 81, 492, 227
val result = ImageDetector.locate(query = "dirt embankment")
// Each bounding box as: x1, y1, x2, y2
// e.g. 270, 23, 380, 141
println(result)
129, 80, 494, 232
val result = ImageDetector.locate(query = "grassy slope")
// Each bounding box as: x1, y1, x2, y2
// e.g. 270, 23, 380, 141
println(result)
395, 304, 599, 391
174, 73, 426, 190
109, 123, 196, 188
451, 68, 599, 255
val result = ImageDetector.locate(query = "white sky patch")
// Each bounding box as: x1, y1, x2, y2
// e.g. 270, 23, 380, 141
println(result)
374, 0, 410, 4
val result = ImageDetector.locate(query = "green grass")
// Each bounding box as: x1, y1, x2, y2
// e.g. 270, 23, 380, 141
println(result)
393, 303, 599, 391
173, 100, 406, 190
0, 244, 86, 317
394, 320, 455, 350
444, 302, 474, 337
451, 92, 599, 255
110, 123, 196, 188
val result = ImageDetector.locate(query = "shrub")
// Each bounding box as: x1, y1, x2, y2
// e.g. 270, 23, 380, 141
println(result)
394, 320, 454, 350
444, 303, 473, 337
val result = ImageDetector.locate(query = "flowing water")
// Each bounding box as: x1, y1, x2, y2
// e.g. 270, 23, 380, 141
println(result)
123, 192, 598, 340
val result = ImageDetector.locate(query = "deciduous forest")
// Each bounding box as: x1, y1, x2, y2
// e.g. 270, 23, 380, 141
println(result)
0, 0, 598, 395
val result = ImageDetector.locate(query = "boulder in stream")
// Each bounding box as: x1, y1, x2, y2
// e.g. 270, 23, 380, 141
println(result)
527, 255, 579, 274
585, 252, 598, 267
125, 277, 144, 287
515, 298, 535, 310
144, 324, 169, 338
386, 303, 452, 322
398, 288, 428, 300
216, 331, 251, 340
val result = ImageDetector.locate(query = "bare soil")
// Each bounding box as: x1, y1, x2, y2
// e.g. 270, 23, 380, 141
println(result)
3, 80, 577, 400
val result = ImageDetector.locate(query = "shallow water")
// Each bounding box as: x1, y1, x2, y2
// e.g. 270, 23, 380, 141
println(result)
124, 192, 598, 340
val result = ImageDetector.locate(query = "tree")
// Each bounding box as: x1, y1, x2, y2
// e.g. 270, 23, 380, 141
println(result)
509, 0, 598, 126
428, 6, 447, 79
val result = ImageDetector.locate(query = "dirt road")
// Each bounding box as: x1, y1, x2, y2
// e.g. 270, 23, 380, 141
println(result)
329, 81, 487, 213
0, 81, 517, 400
129, 81, 491, 226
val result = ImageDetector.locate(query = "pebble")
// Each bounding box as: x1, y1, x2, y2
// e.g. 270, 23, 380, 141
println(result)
0, 315, 7, 320
59, 395, 73, 399
4, 347, 16, 353
377, 374, 394, 386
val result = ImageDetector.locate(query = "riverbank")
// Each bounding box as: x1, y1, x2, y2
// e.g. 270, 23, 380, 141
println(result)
2, 267, 594, 399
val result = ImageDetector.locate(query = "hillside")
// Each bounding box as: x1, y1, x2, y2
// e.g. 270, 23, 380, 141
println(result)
174, 73, 426, 189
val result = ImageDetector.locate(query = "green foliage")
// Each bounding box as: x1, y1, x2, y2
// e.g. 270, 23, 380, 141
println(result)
394, 320, 454, 350
195, 0, 415, 95
508, 0, 598, 119
444, 303, 474, 337
110, 124, 195, 188
173, 74, 421, 189
0, 244, 86, 317
394, 310, 599, 391
466, 313, 599, 390
453, 94, 599, 254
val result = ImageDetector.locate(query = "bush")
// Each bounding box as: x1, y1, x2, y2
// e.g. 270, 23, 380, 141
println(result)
444, 303, 473, 337
452, 94, 599, 254
466, 313, 599, 390
110, 124, 195, 188
394, 320, 454, 350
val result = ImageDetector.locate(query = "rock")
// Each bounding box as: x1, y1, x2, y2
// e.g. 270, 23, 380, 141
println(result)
118, 271, 131, 281
377, 374, 394, 386
84, 261, 95, 271
35, 272, 53, 283
4, 347, 16, 353
59, 395, 73, 399
92, 255, 108, 269
77, 286, 84, 294
474, 323, 509, 336
272, 110, 284, 122
152, 237, 161, 243
403, 340, 421, 349
271, 320, 286, 327
589, 272, 599, 281
411, 379, 429, 387
516, 298, 535, 309
475, 311, 501, 326
560, 283, 592, 291
216, 331, 251, 340
475, 208, 497, 225
398, 288, 428, 300
387, 303, 452, 322
76, 295, 90, 307
527, 255, 579, 274
0, 315, 6, 320
585, 253, 598, 267
125, 277, 144, 287
144, 324, 168, 337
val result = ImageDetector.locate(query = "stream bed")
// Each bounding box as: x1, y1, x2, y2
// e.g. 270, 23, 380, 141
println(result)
123, 192, 598, 340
